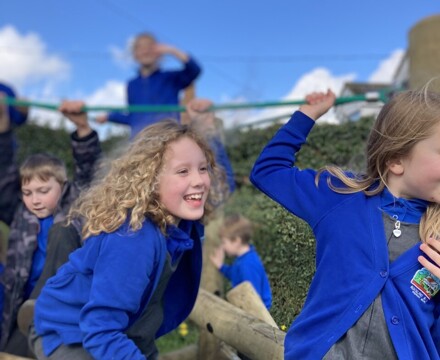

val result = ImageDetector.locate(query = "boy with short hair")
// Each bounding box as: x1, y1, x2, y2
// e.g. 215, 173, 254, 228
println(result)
97, 32, 202, 138
0, 100, 101, 356
210, 214, 272, 309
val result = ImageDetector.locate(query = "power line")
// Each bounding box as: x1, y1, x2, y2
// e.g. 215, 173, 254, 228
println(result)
0, 47, 391, 63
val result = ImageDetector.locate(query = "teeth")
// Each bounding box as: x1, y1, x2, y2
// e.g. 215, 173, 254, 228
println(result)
185, 193, 202, 200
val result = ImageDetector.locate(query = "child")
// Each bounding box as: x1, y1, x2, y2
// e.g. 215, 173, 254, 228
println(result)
210, 214, 272, 309
97, 32, 202, 139
250, 89, 440, 359
30, 115, 224, 360
0, 100, 101, 356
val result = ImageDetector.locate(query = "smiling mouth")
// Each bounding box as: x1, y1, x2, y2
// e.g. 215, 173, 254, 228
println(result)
184, 193, 203, 201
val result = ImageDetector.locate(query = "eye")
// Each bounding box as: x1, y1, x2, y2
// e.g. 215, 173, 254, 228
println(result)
199, 166, 208, 173
39, 189, 50, 194
22, 191, 31, 197
177, 169, 189, 175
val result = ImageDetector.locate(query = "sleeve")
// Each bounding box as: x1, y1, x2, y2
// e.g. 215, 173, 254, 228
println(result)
249, 111, 337, 226
0, 130, 20, 225
236, 264, 262, 295
107, 85, 131, 125
70, 129, 102, 190
220, 264, 234, 282
172, 56, 202, 89
79, 232, 157, 360
108, 111, 131, 125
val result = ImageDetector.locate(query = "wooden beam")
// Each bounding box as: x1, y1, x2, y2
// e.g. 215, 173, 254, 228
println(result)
189, 289, 285, 360
226, 281, 278, 328
197, 214, 226, 360
0, 353, 34, 360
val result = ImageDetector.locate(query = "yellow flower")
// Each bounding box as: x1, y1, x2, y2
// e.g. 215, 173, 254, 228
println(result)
178, 322, 189, 337
280, 324, 287, 331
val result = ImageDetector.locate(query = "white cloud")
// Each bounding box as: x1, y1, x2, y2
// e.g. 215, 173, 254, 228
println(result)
109, 36, 135, 69
85, 80, 125, 107
368, 49, 404, 83
0, 25, 70, 90
85, 81, 129, 139
226, 68, 356, 128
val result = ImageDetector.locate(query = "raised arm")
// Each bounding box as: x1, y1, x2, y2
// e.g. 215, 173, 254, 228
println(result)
58, 100, 102, 189
156, 44, 202, 89
249, 90, 336, 225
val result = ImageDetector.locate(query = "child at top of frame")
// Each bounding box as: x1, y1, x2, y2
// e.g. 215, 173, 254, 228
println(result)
250, 86, 440, 359
210, 213, 272, 309
0, 81, 28, 128
31, 109, 227, 360
96, 32, 202, 139
0, 100, 101, 356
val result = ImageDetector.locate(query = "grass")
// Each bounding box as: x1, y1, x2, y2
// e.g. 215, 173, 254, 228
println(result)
156, 321, 199, 354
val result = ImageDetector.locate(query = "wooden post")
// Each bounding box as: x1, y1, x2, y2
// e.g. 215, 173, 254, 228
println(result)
196, 213, 227, 360
0, 353, 34, 360
219, 342, 241, 360
189, 289, 285, 360
226, 281, 278, 328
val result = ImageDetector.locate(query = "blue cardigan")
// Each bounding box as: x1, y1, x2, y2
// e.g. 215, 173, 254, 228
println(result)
250, 111, 440, 360
34, 218, 203, 360
108, 57, 201, 138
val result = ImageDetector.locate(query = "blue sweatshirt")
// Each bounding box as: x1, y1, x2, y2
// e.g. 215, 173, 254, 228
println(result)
220, 245, 272, 309
24, 215, 54, 299
34, 218, 203, 360
250, 111, 440, 360
108, 57, 201, 138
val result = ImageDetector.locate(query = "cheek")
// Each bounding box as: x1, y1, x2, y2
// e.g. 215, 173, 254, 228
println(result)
22, 196, 32, 209
46, 190, 62, 208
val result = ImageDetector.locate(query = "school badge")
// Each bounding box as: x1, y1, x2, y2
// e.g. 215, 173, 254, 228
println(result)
410, 268, 440, 303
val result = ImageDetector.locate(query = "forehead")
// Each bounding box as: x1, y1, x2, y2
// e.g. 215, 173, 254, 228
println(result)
21, 176, 59, 189
134, 36, 155, 48
163, 137, 206, 165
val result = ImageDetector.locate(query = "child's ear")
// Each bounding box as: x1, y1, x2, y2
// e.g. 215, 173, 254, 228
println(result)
387, 158, 404, 175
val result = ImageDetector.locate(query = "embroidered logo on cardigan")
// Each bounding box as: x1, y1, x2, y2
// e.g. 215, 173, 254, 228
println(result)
410, 268, 440, 303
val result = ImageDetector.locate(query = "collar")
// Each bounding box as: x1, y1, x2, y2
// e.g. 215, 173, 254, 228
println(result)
380, 187, 428, 223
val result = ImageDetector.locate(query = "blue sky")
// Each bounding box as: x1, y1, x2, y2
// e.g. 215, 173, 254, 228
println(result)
0, 1, 439, 132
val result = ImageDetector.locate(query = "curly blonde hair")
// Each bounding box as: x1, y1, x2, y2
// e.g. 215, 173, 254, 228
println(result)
317, 86, 440, 241
69, 119, 228, 239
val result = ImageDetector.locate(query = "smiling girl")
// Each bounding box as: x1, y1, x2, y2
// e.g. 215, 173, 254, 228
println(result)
30, 117, 225, 360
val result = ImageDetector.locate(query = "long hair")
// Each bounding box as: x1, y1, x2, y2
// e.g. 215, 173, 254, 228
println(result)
316, 87, 440, 241
69, 119, 227, 239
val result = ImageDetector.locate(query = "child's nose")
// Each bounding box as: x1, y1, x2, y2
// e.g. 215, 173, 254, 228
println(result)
191, 172, 204, 186
31, 194, 41, 204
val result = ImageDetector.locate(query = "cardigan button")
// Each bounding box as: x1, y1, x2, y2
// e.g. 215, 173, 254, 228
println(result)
391, 316, 400, 325
380, 270, 388, 278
